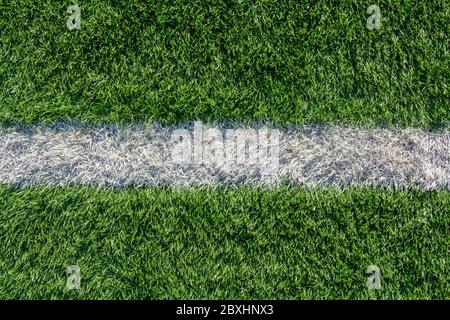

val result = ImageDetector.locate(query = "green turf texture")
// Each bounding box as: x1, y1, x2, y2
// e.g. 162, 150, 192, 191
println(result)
0, 0, 448, 128
0, 185, 448, 299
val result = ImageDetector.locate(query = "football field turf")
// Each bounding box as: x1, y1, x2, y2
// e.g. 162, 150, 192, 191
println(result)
0, 0, 448, 300
1, 0, 448, 127
0, 186, 448, 299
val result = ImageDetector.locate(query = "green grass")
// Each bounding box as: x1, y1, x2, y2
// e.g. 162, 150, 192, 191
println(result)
0, 0, 448, 301
0, 185, 448, 299
0, 0, 448, 128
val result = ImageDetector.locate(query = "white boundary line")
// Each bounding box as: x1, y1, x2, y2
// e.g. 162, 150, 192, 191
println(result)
0, 122, 448, 189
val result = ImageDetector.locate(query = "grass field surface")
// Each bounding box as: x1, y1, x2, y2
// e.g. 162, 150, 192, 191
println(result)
0, 0, 448, 128
0, 185, 448, 299
0, 1, 448, 300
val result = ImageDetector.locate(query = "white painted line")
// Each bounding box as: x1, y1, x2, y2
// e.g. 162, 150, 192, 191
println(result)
0, 122, 448, 189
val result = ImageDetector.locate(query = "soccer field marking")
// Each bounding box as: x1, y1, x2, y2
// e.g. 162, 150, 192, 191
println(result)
0, 123, 448, 189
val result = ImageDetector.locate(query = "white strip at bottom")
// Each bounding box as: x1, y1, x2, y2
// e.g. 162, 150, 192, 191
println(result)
0, 122, 448, 189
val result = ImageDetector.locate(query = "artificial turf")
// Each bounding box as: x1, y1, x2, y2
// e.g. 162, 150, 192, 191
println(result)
0, 0, 448, 128
0, 185, 448, 299
0, 0, 448, 301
